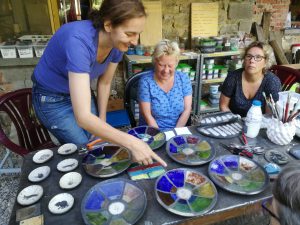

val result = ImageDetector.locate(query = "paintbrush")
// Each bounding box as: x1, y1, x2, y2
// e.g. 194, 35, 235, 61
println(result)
269, 93, 279, 119
275, 101, 283, 121
288, 109, 300, 121
283, 93, 291, 123
262, 92, 275, 116
288, 98, 300, 121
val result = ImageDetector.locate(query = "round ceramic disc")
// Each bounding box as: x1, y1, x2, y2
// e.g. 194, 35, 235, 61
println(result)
208, 155, 269, 195
264, 150, 290, 165
28, 166, 51, 182
48, 193, 74, 214
82, 145, 131, 178
57, 158, 78, 172
59, 172, 82, 189
166, 135, 216, 166
81, 178, 146, 225
17, 185, 43, 206
58, 143, 77, 155
155, 168, 218, 217
196, 121, 243, 139
128, 126, 166, 150
32, 149, 53, 164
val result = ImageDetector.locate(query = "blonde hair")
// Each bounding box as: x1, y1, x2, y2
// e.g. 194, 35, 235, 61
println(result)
152, 39, 180, 64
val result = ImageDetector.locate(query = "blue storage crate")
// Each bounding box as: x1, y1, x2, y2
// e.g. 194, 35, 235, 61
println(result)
106, 109, 130, 127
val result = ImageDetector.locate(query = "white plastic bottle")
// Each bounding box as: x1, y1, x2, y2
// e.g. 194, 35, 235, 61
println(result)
245, 100, 263, 138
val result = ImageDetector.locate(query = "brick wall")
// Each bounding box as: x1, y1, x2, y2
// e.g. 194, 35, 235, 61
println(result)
254, 0, 291, 31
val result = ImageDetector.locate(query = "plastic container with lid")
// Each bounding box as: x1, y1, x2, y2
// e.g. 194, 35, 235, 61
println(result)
244, 100, 263, 138
291, 43, 300, 63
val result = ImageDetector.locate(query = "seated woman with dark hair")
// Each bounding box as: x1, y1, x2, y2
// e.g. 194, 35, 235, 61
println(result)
138, 39, 192, 131
220, 41, 281, 117
263, 163, 300, 225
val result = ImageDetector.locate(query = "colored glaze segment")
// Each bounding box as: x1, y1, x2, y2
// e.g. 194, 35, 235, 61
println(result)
156, 175, 176, 192
189, 196, 213, 212
85, 191, 106, 210
167, 170, 185, 188
86, 212, 108, 225
99, 180, 124, 200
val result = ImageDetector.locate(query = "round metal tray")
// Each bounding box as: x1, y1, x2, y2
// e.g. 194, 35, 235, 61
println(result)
82, 145, 131, 178
128, 126, 166, 150
208, 155, 269, 195
166, 135, 216, 166
81, 178, 147, 225
155, 168, 218, 217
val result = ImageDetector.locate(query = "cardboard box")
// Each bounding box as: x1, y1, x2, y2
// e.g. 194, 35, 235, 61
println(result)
107, 98, 124, 112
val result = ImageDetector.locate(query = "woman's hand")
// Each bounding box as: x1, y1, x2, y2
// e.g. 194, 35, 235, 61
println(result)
127, 136, 167, 167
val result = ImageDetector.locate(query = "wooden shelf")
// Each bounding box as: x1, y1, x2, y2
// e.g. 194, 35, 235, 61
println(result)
202, 78, 225, 84
0, 58, 40, 67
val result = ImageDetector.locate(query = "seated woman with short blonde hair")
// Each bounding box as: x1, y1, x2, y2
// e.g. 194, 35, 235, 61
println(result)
138, 40, 192, 130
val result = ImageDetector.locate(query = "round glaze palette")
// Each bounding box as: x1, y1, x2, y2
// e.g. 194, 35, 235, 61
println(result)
17, 185, 43, 206
82, 145, 131, 178
48, 193, 74, 214
32, 149, 53, 164
58, 143, 77, 155
264, 150, 290, 165
81, 178, 146, 225
57, 158, 79, 172
128, 126, 166, 150
28, 166, 51, 182
59, 172, 82, 189
166, 135, 215, 166
155, 168, 218, 217
209, 155, 269, 195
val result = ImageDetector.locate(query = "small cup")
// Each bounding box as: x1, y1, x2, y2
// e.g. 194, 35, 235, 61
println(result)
209, 85, 220, 95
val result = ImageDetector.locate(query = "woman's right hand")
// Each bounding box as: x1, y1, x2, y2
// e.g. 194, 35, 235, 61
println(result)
127, 136, 167, 167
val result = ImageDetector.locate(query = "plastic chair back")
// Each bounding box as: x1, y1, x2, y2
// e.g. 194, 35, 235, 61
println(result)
124, 71, 149, 127
0, 88, 56, 156
270, 65, 300, 91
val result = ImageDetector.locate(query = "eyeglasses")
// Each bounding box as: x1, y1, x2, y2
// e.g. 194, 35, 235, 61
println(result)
261, 199, 280, 222
245, 54, 266, 62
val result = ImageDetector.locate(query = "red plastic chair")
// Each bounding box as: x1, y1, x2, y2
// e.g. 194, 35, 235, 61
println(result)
0, 88, 56, 157
270, 65, 300, 91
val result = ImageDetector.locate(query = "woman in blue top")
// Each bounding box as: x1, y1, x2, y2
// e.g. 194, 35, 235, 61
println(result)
138, 40, 193, 131
32, 0, 166, 167
220, 41, 281, 117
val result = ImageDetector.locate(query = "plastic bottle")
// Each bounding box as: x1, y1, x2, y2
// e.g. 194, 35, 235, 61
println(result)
244, 100, 263, 138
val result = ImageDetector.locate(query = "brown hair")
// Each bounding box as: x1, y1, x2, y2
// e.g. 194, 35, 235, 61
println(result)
89, 0, 146, 30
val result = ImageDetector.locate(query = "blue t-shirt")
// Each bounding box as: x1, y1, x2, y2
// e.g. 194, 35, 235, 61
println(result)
221, 68, 281, 117
34, 20, 123, 93
138, 70, 192, 130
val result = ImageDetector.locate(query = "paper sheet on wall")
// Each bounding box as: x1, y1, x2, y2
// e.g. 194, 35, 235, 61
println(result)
140, 1, 163, 46
191, 3, 219, 38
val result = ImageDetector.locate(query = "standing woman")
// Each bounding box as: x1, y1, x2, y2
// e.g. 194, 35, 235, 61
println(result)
219, 41, 281, 117
32, 0, 166, 166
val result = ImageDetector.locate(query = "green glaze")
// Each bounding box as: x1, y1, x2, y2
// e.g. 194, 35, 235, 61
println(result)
189, 197, 212, 212
86, 212, 108, 225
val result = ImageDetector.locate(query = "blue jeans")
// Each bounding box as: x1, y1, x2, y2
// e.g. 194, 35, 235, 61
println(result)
32, 75, 98, 145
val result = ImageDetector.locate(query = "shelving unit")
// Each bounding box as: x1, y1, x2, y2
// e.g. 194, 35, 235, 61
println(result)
122, 53, 200, 115
197, 50, 242, 115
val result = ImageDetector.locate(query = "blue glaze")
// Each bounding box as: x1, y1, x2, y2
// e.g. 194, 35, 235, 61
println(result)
99, 180, 124, 200
167, 170, 185, 187
169, 143, 178, 153
135, 126, 147, 134
222, 156, 238, 169
210, 160, 226, 174
173, 136, 186, 146
187, 195, 197, 203
128, 130, 137, 136
157, 175, 175, 192
85, 190, 105, 210
170, 192, 178, 201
